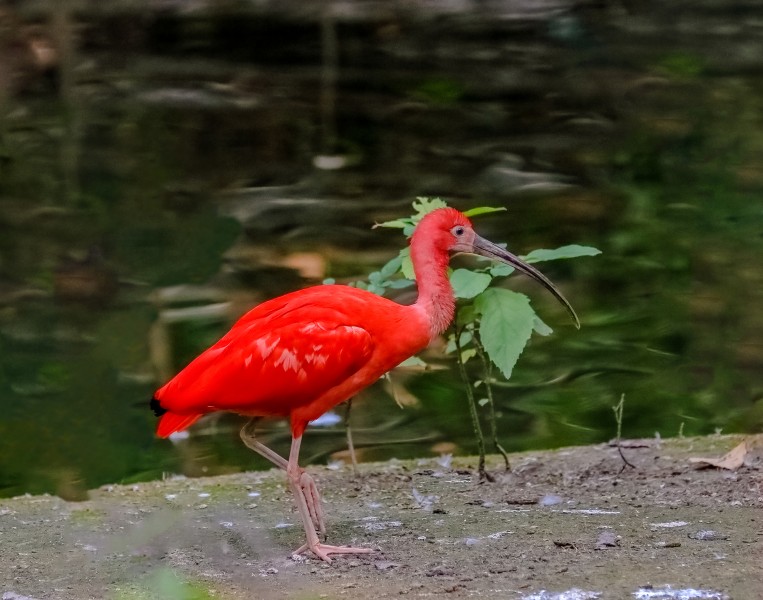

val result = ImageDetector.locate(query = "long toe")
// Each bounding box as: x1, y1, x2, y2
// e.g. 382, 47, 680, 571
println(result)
293, 542, 374, 563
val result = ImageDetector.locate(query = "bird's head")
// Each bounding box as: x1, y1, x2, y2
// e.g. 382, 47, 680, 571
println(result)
415, 207, 580, 328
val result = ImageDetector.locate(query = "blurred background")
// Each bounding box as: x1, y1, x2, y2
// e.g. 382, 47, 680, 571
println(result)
0, 0, 761, 500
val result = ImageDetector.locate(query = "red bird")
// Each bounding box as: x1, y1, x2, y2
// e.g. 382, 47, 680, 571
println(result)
150, 207, 577, 561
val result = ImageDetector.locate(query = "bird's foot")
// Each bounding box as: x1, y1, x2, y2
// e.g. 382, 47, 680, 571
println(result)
299, 471, 326, 537
293, 542, 374, 563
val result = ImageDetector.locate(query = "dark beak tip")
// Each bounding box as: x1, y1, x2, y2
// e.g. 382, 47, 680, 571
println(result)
565, 305, 581, 330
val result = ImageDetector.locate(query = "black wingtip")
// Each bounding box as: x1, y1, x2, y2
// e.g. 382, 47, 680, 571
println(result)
150, 396, 167, 417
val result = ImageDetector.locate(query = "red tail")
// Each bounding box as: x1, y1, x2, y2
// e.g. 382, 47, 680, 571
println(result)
156, 412, 203, 438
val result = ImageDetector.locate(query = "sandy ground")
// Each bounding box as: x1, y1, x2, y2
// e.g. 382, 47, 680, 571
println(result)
1, 435, 761, 600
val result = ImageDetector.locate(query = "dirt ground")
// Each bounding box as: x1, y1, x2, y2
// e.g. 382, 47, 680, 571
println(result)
1, 435, 761, 600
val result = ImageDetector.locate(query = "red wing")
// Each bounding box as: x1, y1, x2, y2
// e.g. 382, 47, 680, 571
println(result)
155, 319, 374, 417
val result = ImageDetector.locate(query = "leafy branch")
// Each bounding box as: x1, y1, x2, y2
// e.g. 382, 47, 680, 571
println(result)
339, 198, 601, 480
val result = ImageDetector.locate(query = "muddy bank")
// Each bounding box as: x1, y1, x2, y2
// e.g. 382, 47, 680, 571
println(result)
1, 434, 761, 599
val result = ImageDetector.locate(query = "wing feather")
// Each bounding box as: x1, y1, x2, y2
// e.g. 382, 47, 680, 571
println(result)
155, 316, 374, 418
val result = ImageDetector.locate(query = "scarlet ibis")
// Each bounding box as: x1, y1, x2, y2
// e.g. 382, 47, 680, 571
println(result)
150, 207, 577, 562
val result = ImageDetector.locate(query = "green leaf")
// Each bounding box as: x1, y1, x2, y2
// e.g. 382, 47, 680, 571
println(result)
463, 206, 506, 218
376, 197, 451, 236
450, 269, 492, 299
533, 314, 554, 336
380, 255, 403, 278
489, 263, 515, 278
412, 196, 448, 217
523, 245, 602, 263
445, 330, 473, 354
386, 278, 415, 289
457, 303, 477, 325
322, 278, 336, 285
398, 356, 428, 368
477, 397, 489, 407
374, 218, 410, 229
475, 288, 535, 379
461, 348, 477, 363
399, 248, 415, 280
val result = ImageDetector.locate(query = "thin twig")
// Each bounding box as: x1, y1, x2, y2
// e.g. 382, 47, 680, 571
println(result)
612, 393, 635, 473
454, 318, 493, 482
474, 336, 510, 471
616, 444, 636, 472
344, 398, 359, 476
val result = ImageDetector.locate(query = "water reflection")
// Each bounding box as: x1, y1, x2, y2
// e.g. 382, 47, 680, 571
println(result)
0, 2, 761, 499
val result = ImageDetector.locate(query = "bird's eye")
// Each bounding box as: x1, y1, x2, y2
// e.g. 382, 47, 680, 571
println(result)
452, 226, 465, 237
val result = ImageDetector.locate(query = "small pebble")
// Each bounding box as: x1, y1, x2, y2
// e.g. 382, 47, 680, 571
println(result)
595, 531, 620, 549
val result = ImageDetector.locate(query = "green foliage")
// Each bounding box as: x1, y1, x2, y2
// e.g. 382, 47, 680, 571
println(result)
475, 288, 535, 380
450, 269, 491, 299
524, 245, 602, 263
356, 198, 600, 477
463, 206, 507, 218
374, 196, 449, 235
362, 198, 601, 377
343, 248, 415, 295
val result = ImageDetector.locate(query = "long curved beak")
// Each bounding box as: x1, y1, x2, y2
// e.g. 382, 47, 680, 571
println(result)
472, 234, 580, 329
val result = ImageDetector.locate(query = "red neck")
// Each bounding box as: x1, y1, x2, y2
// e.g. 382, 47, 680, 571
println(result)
410, 233, 454, 338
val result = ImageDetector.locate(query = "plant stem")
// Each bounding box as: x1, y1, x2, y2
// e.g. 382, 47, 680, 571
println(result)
454, 319, 492, 482
613, 393, 625, 441
475, 338, 510, 471
344, 398, 358, 476
612, 393, 635, 472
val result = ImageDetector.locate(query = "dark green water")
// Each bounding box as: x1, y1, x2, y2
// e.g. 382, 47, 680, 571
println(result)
0, 3, 761, 499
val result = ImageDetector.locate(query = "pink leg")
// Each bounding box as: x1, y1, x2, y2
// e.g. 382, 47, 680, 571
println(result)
239, 420, 325, 536
239, 417, 326, 538
239, 419, 289, 468
286, 436, 373, 563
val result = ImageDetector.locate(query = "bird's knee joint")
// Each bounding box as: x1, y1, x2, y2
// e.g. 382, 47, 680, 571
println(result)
286, 466, 303, 485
